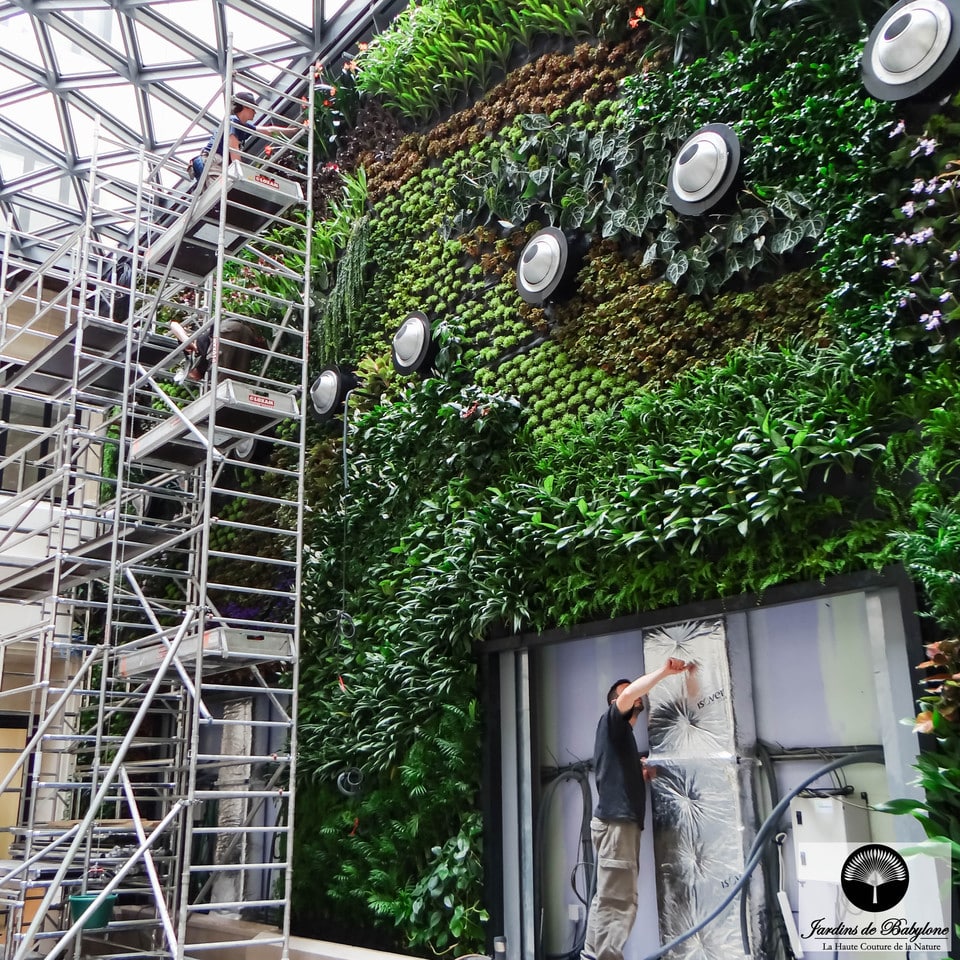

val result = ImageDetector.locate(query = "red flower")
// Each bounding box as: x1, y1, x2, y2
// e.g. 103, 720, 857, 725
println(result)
628, 5, 645, 28
358, 41, 368, 51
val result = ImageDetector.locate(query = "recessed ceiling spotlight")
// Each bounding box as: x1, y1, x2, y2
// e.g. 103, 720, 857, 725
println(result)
308, 364, 359, 421
862, 0, 960, 100
516, 228, 583, 305
392, 311, 438, 376
667, 123, 742, 216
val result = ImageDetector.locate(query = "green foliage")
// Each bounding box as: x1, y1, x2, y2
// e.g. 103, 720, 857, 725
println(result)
294, 705, 485, 954
319, 214, 370, 363
550, 257, 830, 388
880, 515, 960, 891
641, 0, 887, 61
619, 31, 894, 291
312, 166, 369, 294
453, 30, 893, 297
295, 375, 523, 951
355, 0, 596, 122
409, 813, 488, 951
278, 8, 960, 954
875, 110, 960, 354
310, 61, 362, 161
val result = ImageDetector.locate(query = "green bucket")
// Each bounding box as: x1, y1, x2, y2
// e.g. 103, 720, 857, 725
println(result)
68, 892, 117, 929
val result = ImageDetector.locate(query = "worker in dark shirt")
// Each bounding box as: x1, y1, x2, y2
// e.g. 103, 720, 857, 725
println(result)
581, 657, 695, 960
191, 91, 301, 180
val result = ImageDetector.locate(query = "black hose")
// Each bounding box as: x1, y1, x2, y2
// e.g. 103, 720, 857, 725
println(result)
641, 748, 884, 960
537, 764, 595, 960
747, 739, 784, 959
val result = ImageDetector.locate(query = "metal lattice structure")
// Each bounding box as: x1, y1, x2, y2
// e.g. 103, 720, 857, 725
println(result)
0, 47, 313, 960
0, 0, 404, 255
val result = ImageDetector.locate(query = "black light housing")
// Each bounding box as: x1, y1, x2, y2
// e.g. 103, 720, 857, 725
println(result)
667, 123, 742, 216
516, 228, 583, 305
392, 311, 438, 376
862, 0, 960, 101
309, 364, 359, 422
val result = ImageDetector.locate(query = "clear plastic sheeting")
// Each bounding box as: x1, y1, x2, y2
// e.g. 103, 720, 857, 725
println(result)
643, 619, 747, 960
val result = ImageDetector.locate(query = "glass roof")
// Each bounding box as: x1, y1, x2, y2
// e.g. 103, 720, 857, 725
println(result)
0, 0, 395, 251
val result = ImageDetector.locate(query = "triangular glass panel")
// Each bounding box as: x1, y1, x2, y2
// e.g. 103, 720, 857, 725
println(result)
65, 8, 127, 57
0, 92, 66, 156
1, 10, 45, 67
46, 22, 105, 78
149, 80, 222, 146
89, 81, 143, 142
65, 102, 103, 159
223, 6, 290, 52
131, 18, 198, 69
0, 131, 56, 179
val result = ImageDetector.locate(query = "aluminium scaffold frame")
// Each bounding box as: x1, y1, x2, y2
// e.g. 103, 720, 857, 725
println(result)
0, 45, 314, 960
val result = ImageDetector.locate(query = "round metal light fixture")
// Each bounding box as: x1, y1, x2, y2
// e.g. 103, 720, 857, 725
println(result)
309, 364, 358, 422
392, 311, 437, 376
232, 434, 259, 463
517, 227, 577, 304
862, 0, 960, 100
667, 123, 742, 216
336, 767, 364, 797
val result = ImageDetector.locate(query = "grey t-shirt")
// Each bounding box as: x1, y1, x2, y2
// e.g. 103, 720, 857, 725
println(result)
593, 702, 646, 823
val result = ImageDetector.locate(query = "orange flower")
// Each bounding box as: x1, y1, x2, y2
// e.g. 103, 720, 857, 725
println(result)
264, 145, 272, 156
913, 710, 934, 734
628, 5, 645, 28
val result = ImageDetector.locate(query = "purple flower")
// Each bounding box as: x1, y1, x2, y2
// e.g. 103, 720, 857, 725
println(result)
910, 226, 935, 244
910, 136, 938, 157
912, 179, 926, 195
889, 120, 906, 138
940, 291, 952, 302
910, 272, 921, 282
901, 201, 917, 217
882, 258, 897, 268
921, 310, 942, 330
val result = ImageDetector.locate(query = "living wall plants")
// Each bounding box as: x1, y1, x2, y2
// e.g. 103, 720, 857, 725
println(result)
279, 0, 960, 954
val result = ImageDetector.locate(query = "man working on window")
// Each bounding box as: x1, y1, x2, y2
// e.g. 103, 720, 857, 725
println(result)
191, 91, 301, 180
581, 657, 696, 960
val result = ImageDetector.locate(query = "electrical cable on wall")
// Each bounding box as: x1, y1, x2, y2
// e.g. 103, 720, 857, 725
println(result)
641, 748, 884, 960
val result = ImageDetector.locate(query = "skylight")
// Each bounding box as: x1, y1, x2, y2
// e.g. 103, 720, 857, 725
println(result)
0, 0, 401, 253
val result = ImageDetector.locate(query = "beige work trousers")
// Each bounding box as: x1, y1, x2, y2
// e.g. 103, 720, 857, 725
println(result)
581, 817, 642, 960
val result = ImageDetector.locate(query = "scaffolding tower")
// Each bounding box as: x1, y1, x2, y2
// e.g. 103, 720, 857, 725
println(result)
0, 51, 313, 960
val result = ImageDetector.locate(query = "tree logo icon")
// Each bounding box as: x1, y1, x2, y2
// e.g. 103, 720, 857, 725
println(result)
841, 844, 909, 912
